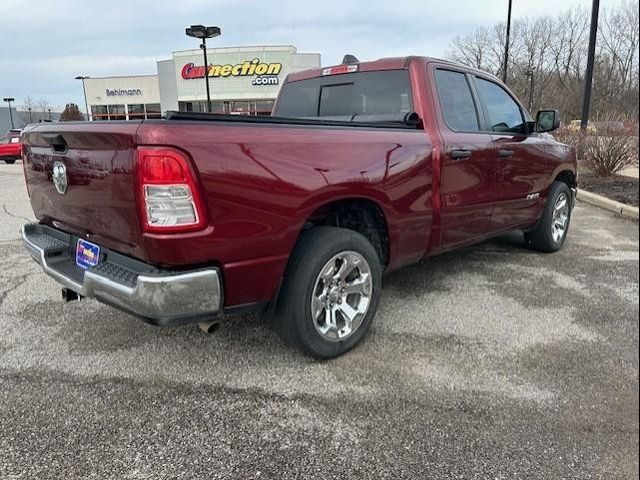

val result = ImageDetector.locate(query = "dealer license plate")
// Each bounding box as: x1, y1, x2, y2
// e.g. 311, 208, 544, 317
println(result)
75, 239, 101, 270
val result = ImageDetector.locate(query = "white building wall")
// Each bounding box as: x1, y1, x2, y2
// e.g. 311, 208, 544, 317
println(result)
172, 45, 320, 102
157, 59, 179, 113
81, 46, 320, 119
84, 75, 160, 106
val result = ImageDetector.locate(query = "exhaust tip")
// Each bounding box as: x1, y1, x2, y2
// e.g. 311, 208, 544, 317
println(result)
198, 320, 222, 334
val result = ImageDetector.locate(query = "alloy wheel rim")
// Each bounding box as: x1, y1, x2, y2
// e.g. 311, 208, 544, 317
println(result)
551, 192, 570, 243
311, 251, 373, 342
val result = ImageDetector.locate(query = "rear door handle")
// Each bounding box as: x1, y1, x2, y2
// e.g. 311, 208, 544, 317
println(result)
498, 149, 514, 158
450, 149, 472, 160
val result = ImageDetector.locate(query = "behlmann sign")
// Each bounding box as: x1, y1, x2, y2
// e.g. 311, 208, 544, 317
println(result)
181, 58, 283, 86
105, 88, 143, 96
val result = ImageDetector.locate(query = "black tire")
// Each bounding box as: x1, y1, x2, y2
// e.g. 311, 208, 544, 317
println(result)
4, 159, 16, 164
274, 227, 382, 359
525, 181, 573, 253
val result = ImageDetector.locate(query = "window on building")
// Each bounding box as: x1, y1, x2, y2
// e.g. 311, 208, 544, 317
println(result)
434, 69, 480, 132
254, 101, 274, 115
179, 101, 210, 113
145, 103, 161, 119
128, 104, 145, 119
91, 105, 108, 121
108, 104, 125, 120
178, 100, 272, 116
210, 101, 225, 113
179, 102, 193, 112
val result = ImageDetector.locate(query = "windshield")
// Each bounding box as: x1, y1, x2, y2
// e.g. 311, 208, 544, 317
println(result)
274, 70, 413, 123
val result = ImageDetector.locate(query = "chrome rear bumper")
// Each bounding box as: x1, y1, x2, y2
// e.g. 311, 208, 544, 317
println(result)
21, 223, 222, 325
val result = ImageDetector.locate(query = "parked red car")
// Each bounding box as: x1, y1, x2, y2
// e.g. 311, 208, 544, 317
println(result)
20, 56, 576, 358
0, 130, 22, 164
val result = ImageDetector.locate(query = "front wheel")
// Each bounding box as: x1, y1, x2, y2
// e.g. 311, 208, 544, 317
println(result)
525, 181, 573, 253
274, 227, 382, 359
4, 159, 16, 164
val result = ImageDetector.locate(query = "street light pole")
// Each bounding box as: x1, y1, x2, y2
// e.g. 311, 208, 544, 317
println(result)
580, 0, 600, 132
186, 25, 221, 114
47, 108, 52, 121
502, 0, 513, 83
75, 76, 91, 121
27, 107, 32, 123
3, 98, 15, 129
200, 38, 212, 113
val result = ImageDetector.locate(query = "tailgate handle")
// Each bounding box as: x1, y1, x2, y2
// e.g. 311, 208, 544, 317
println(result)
41, 134, 68, 154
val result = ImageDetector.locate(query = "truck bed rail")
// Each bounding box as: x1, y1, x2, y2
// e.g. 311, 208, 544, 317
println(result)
163, 111, 422, 130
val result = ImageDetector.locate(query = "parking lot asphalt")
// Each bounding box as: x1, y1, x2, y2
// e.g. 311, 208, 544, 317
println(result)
0, 161, 638, 479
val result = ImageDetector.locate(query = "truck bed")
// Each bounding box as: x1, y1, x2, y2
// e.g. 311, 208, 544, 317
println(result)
22, 117, 433, 306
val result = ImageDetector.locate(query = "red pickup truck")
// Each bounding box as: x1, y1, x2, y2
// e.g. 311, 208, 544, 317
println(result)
0, 130, 22, 163
21, 56, 576, 358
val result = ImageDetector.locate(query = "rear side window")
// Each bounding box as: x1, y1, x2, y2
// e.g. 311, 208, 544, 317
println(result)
474, 77, 524, 133
434, 69, 480, 132
274, 70, 413, 122
274, 78, 321, 117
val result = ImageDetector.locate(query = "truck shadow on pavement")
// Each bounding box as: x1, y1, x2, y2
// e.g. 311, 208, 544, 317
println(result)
41, 230, 561, 359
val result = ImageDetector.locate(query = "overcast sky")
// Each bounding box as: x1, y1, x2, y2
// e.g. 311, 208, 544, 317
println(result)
0, 0, 623, 110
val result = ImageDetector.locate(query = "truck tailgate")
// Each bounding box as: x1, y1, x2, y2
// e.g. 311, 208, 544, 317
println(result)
22, 122, 142, 253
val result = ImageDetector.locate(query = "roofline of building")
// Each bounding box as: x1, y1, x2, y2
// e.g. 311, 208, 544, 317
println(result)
82, 45, 322, 81
171, 44, 320, 56
83, 74, 159, 81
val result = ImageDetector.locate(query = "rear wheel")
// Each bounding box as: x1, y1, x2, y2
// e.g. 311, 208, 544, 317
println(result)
525, 181, 572, 252
4, 159, 16, 164
275, 227, 382, 359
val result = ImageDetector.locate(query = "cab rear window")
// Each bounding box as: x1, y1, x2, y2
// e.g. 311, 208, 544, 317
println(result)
274, 70, 413, 123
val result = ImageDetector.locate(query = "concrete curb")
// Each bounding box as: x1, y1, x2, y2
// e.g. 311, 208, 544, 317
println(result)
577, 189, 639, 220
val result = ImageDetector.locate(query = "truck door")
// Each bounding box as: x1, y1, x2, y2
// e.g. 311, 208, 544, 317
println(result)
432, 68, 499, 248
472, 75, 549, 230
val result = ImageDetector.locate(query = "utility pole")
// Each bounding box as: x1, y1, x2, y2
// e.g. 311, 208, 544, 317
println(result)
526, 69, 535, 112
580, 0, 600, 131
502, 0, 513, 83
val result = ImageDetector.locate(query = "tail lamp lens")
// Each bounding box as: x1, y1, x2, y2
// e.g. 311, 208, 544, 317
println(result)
136, 148, 206, 233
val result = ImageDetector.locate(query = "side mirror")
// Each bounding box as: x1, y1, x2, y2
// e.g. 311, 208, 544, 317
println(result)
535, 109, 560, 133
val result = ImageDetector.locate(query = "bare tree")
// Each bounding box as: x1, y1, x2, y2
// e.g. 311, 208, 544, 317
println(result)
36, 98, 51, 115
446, 2, 639, 121
17, 96, 55, 123
18, 96, 37, 123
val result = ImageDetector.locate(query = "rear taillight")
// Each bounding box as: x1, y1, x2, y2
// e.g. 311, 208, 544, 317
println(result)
135, 147, 206, 233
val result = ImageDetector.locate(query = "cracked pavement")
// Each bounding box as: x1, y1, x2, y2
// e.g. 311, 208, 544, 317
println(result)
0, 162, 638, 479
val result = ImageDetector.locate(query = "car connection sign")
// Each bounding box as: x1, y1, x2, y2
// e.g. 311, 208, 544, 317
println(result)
181, 58, 282, 86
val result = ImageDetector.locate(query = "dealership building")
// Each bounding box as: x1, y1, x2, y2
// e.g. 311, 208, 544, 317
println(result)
83, 45, 321, 120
